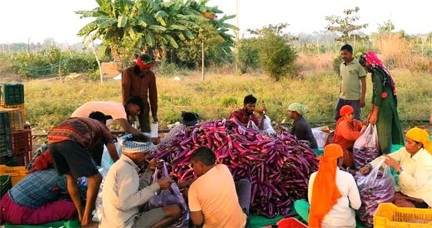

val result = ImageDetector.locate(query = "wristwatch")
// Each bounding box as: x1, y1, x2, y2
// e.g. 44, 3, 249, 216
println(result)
397, 167, 404, 175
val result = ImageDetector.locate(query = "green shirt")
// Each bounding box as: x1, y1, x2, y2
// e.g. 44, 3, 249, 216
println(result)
339, 59, 366, 100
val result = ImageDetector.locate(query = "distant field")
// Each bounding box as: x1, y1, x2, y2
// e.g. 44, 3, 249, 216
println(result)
23, 69, 431, 133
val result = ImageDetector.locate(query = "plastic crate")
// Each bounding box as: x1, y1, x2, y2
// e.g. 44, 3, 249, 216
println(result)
374, 203, 432, 228
0, 155, 19, 166
2, 104, 26, 123
10, 129, 32, 156
0, 108, 24, 132
0, 175, 12, 197
0, 165, 27, 186
0, 132, 12, 157
0, 110, 10, 134
0, 83, 24, 106
277, 218, 307, 228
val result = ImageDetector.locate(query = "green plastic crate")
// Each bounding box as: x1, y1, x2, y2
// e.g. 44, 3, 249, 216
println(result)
0, 111, 10, 134
0, 175, 12, 198
0, 83, 24, 106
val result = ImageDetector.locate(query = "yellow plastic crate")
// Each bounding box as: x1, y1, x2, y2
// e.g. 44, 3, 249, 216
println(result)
0, 165, 27, 186
374, 203, 432, 228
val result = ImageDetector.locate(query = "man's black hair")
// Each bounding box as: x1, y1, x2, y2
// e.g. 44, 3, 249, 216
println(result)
341, 44, 353, 53
243, 94, 257, 105
89, 111, 107, 125
125, 96, 145, 113
124, 133, 150, 142
191, 146, 216, 166
181, 111, 199, 126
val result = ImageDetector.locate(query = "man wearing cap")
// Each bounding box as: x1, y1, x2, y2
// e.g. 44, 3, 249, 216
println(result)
287, 102, 318, 149
100, 134, 181, 228
333, 105, 364, 168
122, 54, 158, 140
308, 144, 361, 228
159, 111, 199, 146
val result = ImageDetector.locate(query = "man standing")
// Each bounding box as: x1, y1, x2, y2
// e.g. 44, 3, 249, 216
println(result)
188, 146, 251, 228
122, 54, 158, 135
335, 44, 367, 121
48, 115, 118, 226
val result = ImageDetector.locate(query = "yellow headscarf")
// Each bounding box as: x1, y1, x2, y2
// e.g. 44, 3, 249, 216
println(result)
406, 127, 432, 154
309, 144, 343, 227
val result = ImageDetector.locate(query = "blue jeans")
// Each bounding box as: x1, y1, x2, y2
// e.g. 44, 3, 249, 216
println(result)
334, 98, 361, 121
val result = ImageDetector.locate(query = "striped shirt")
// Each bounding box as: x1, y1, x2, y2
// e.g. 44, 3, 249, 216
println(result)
48, 118, 115, 148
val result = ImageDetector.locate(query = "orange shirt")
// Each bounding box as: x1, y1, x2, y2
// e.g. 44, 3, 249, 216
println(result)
333, 119, 363, 151
188, 164, 246, 228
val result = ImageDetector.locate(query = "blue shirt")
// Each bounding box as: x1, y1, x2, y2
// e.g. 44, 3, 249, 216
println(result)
8, 169, 86, 208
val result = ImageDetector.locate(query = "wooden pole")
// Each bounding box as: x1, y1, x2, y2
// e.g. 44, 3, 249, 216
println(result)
201, 40, 205, 81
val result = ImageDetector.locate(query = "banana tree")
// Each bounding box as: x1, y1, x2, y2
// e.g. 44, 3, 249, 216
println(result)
76, 0, 199, 62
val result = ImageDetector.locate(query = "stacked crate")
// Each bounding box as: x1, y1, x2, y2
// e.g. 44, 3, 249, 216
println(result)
0, 83, 31, 166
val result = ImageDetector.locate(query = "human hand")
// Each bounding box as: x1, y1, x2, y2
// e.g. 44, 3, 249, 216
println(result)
157, 178, 173, 190
384, 155, 400, 171
368, 113, 377, 125
358, 165, 372, 175
360, 98, 366, 108
147, 159, 160, 170
151, 137, 160, 145
178, 179, 195, 189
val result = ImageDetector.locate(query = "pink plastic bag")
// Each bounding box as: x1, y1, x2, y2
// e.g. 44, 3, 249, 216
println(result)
148, 162, 189, 227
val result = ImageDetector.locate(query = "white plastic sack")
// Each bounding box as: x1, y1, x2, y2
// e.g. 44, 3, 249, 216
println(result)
312, 127, 330, 150
262, 116, 275, 134
92, 168, 109, 222
353, 124, 380, 169
101, 142, 122, 170
150, 122, 159, 138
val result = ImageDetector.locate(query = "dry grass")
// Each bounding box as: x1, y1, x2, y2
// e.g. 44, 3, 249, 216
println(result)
24, 68, 432, 133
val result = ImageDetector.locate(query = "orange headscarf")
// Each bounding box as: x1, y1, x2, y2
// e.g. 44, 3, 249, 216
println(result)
309, 144, 343, 227
333, 105, 354, 143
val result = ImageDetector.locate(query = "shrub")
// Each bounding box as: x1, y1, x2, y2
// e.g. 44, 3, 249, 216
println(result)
255, 25, 297, 81
236, 38, 260, 74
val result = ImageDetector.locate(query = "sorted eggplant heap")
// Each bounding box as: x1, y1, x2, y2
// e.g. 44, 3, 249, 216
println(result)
355, 170, 395, 227
153, 119, 318, 218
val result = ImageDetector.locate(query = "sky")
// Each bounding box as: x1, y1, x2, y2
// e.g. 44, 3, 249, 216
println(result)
0, 0, 430, 44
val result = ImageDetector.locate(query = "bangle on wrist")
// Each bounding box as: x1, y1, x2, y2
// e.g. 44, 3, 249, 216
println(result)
397, 167, 404, 175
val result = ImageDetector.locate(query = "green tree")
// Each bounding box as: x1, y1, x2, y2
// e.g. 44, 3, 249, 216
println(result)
237, 38, 260, 74
325, 7, 368, 43
76, 0, 198, 62
378, 19, 395, 34
249, 23, 297, 81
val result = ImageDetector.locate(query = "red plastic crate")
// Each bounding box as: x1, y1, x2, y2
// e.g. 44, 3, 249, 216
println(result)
13, 153, 30, 166
277, 218, 307, 228
10, 129, 32, 160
